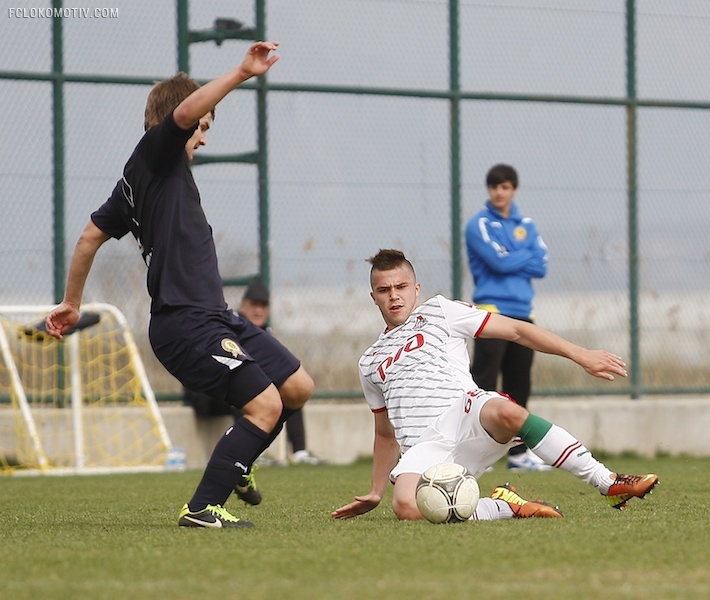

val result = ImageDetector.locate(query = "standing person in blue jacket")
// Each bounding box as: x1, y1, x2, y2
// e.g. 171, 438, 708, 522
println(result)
465, 164, 551, 472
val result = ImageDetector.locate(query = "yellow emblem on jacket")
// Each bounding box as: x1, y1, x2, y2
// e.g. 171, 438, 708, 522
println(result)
514, 226, 527, 241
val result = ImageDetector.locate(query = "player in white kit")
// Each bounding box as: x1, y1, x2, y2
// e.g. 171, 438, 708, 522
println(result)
332, 249, 658, 521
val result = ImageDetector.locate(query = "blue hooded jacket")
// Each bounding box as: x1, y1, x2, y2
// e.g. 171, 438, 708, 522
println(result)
465, 201, 548, 320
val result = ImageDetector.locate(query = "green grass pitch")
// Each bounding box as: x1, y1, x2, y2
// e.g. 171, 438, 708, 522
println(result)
1, 455, 709, 599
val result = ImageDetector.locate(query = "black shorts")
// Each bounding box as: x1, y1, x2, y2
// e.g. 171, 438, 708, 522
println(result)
149, 306, 301, 409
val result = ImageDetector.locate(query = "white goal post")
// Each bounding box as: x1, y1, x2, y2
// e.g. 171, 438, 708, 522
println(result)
0, 303, 173, 475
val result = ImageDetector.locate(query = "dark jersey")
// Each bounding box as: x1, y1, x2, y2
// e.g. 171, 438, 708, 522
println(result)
91, 112, 227, 314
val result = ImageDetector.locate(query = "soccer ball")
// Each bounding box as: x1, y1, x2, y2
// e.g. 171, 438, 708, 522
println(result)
415, 462, 480, 524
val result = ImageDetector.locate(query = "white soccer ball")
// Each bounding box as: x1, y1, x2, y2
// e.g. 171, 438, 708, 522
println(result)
415, 462, 480, 524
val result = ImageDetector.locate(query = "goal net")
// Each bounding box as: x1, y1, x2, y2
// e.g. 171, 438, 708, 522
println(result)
0, 303, 173, 475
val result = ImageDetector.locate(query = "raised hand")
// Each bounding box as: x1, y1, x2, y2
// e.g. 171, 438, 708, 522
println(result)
240, 41, 280, 78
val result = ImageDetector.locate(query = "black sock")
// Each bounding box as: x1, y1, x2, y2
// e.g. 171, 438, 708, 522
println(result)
188, 416, 269, 511
285, 409, 306, 453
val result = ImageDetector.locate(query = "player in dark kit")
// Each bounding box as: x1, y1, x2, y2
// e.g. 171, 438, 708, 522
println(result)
45, 41, 314, 528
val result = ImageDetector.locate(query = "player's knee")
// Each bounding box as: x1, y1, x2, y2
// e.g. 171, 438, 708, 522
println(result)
392, 496, 422, 521
243, 385, 283, 430
495, 400, 528, 433
481, 396, 529, 442
280, 367, 314, 409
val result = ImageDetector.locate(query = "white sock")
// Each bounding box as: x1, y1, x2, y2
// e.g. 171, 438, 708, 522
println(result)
471, 498, 514, 520
530, 424, 614, 493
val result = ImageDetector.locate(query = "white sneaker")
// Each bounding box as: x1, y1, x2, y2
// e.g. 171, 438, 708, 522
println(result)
507, 449, 553, 472
291, 450, 324, 465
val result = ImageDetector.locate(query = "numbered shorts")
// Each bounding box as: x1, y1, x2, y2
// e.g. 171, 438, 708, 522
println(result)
390, 389, 520, 480
149, 306, 301, 408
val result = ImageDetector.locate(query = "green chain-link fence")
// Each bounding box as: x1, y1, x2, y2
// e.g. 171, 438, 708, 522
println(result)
2, 0, 709, 400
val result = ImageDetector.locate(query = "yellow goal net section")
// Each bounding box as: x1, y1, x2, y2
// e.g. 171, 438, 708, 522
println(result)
0, 303, 172, 475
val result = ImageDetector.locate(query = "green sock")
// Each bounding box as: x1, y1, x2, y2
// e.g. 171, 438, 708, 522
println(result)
518, 414, 553, 449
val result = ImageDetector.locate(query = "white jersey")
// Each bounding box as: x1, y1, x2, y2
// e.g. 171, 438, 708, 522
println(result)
359, 295, 491, 454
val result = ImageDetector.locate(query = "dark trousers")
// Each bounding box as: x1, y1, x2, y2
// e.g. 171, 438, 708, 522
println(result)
285, 409, 306, 453
471, 332, 534, 456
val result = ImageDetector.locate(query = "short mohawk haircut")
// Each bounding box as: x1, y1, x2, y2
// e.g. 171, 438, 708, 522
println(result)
367, 249, 415, 278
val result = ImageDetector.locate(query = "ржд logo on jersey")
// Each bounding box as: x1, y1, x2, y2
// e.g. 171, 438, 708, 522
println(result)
377, 333, 424, 381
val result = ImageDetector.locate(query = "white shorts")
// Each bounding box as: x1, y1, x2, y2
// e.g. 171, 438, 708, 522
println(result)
390, 389, 519, 481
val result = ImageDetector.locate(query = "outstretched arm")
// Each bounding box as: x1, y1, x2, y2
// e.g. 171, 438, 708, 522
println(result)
480, 313, 628, 381
45, 219, 110, 339
332, 410, 400, 519
173, 41, 280, 129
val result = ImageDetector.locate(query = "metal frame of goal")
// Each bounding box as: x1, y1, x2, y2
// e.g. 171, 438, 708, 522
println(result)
0, 303, 173, 476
